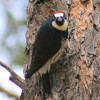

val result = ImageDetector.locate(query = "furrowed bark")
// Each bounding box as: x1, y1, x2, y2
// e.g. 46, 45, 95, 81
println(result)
23, 0, 100, 99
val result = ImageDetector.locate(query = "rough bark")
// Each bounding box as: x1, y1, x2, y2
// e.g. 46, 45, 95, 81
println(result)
22, 0, 100, 100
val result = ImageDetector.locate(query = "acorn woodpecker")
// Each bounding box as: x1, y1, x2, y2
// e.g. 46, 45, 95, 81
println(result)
25, 10, 68, 95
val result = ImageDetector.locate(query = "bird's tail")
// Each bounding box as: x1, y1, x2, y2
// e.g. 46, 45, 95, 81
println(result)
41, 72, 51, 96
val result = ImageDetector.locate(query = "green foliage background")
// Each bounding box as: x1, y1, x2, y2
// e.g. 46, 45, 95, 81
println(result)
0, 0, 27, 66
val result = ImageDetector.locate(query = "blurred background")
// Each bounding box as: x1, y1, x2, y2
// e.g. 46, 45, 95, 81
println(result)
0, 0, 27, 100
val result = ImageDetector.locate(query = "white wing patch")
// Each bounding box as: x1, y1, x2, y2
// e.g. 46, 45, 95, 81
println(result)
54, 13, 64, 18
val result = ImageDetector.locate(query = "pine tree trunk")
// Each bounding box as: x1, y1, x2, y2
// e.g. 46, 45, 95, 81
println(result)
22, 0, 100, 99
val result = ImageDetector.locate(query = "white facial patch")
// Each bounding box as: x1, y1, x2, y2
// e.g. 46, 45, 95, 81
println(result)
54, 13, 64, 18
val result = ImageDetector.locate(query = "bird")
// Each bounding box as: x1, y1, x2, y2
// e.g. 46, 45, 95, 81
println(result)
25, 10, 68, 95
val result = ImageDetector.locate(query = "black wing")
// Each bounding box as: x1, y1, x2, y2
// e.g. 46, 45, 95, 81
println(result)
25, 17, 67, 79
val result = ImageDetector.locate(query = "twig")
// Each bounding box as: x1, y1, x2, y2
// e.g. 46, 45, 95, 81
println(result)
0, 60, 25, 89
9, 76, 24, 89
0, 86, 19, 100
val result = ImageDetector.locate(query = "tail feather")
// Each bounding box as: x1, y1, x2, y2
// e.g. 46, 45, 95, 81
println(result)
42, 72, 51, 95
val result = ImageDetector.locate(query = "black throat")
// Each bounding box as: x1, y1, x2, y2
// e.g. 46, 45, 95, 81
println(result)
55, 19, 64, 26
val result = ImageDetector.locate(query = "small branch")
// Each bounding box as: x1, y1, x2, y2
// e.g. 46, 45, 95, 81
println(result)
9, 76, 24, 89
0, 86, 19, 100
0, 60, 25, 89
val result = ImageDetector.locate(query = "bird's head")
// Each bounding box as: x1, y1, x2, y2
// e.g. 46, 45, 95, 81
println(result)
52, 10, 68, 31
53, 10, 66, 26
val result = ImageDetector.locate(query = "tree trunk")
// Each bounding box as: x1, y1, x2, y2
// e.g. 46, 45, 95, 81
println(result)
22, 0, 100, 100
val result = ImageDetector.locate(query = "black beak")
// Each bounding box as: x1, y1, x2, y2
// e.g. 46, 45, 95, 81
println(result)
56, 17, 64, 26
57, 17, 63, 22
